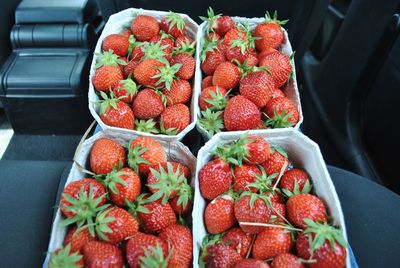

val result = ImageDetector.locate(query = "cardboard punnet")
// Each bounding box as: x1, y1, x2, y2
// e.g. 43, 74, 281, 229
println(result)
192, 129, 350, 267
88, 8, 200, 142
43, 130, 196, 267
195, 18, 304, 140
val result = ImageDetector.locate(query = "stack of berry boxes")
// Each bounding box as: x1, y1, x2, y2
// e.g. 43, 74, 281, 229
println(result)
44, 7, 350, 268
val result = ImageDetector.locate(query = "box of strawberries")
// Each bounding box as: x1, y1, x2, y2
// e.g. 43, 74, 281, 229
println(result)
195, 9, 303, 139
44, 130, 196, 267
193, 130, 350, 267
88, 8, 200, 142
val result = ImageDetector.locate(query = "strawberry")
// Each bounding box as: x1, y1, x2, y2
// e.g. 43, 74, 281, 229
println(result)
202, 243, 242, 268
130, 45, 145, 62
128, 136, 167, 175
258, 47, 279, 60
244, 53, 259, 67
123, 60, 140, 78
170, 53, 195, 80
286, 194, 327, 229
200, 8, 235, 36
89, 138, 126, 175
103, 167, 141, 206
259, 51, 291, 87
199, 86, 228, 111
95, 50, 127, 69
296, 220, 347, 268
206, 32, 221, 41
222, 27, 246, 46
159, 224, 193, 268
205, 195, 236, 234
141, 40, 170, 61
94, 206, 139, 244
201, 75, 214, 89
271, 253, 304, 268
92, 65, 123, 93
162, 79, 192, 106
243, 136, 271, 165
112, 77, 139, 103
151, 60, 182, 90
169, 181, 193, 215
102, 34, 129, 57
235, 259, 270, 268
264, 97, 299, 128
233, 165, 262, 193
212, 61, 240, 89
83, 241, 124, 268
63, 226, 95, 254
271, 88, 286, 99
131, 15, 160, 41
132, 88, 165, 119
280, 168, 312, 196
270, 202, 287, 223
159, 104, 190, 135
49, 244, 83, 268
134, 58, 165, 87
224, 95, 261, 131
175, 35, 193, 48
201, 50, 226, 76
121, 28, 132, 38
149, 35, 175, 57
254, 11, 287, 50
261, 147, 289, 176
126, 232, 169, 268
222, 227, 253, 258
239, 71, 275, 108
199, 158, 232, 200
252, 226, 293, 259
160, 12, 186, 38
98, 92, 135, 130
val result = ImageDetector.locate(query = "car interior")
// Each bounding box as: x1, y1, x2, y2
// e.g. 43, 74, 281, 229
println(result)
0, 0, 399, 267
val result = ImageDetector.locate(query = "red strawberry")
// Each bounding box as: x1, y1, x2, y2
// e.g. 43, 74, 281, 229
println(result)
222, 227, 253, 258
123, 60, 140, 78
280, 168, 311, 195
254, 11, 287, 50
131, 15, 160, 41
224, 95, 261, 131
175, 35, 193, 48
212, 61, 240, 89
240, 71, 275, 108
243, 136, 271, 165
235, 259, 270, 268
206, 32, 221, 41
199, 158, 232, 200
170, 53, 195, 80
131, 45, 145, 62
199, 86, 228, 111
162, 79, 192, 106
286, 194, 327, 229
149, 35, 175, 57
92, 65, 123, 93
134, 58, 165, 87
264, 97, 299, 128
222, 27, 246, 46
245, 53, 259, 67
104, 167, 141, 206
259, 51, 291, 87
271, 88, 286, 99
160, 104, 190, 135
63, 226, 95, 254
203, 244, 242, 268
128, 136, 167, 175
98, 92, 135, 130
121, 28, 132, 38
50, 244, 83, 268
200, 8, 235, 36
262, 147, 289, 176
233, 165, 262, 193
90, 138, 126, 175
270, 202, 287, 224
112, 77, 139, 103
132, 88, 165, 119
225, 45, 251, 64
160, 12, 186, 38
159, 224, 193, 268
205, 195, 236, 234
201, 75, 214, 89
95, 206, 139, 244
252, 227, 293, 259
102, 34, 129, 57
201, 50, 226, 75
258, 47, 279, 60
83, 241, 124, 268
271, 253, 304, 268
126, 232, 169, 268
170, 194, 192, 215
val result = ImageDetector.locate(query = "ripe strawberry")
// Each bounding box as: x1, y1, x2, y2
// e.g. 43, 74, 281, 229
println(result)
271, 88, 286, 99
170, 194, 193, 215
160, 103, 190, 135
175, 35, 193, 48
243, 136, 271, 165
199, 86, 228, 111
95, 206, 139, 244
103, 167, 141, 206
200, 8, 235, 36
201, 75, 214, 89
262, 147, 289, 176
222, 227, 253, 257
233, 165, 262, 193
131, 45, 145, 62
224, 95, 261, 131
134, 58, 165, 86
280, 168, 311, 195
121, 28, 132, 38
254, 11, 287, 50
235, 259, 270, 268
205, 195, 236, 234
252, 227, 293, 259
245, 53, 259, 67
49, 244, 83, 268
83, 241, 124, 268
199, 158, 232, 200
264, 97, 299, 128
89, 138, 126, 175
128, 136, 167, 175
112, 77, 139, 103
132, 88, 164, 120
258, 47, 279, 60
160, 12, 186, 38
240, 71, 275, 108
225, 44, 251, 64
259, 51, 291, 87
131, 15, 160, 41
286, 194, 327, 229
270, 202, 287, 224
98, 92, 135, 130
296, 220, 347, 268
170, 53, 195, 80
222, 27, 246, 46
159, 224, 193, 268
92, 65, 123, 93
271, 253, 304, 268
149, 35, 175, 57
126, 232, 169, 268
102, 34, 129, 57
201, 50, 226, 75
123, 60, 140, 78
162, 79, 192, 106
63, 226, 95, 254
203, 244, 242, 267
212, 61, 240, 89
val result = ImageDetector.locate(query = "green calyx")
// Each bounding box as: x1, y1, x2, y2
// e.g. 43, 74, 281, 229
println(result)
198, 109, 224, 137
49, 244, 83, 268
166, 11, 186, 32
128, 35, 141, 58
152, 60, 182, 90
270, 145, 288, 158
125, 193, 151, 218
200, 35, 221, 62
282, 179, 312, 197
229, 39, 249, 55
174, 180, 193, 211
199, 233, 223, 268
287, 51, 296, 83
172, 39, 195, 56
214, 134, 253, 166
246, 166, 278, 194
127, 142, 150, 174
97, 91, 120, 116
94, 207, 116, 241
135, 119, 159, 134
264, 10, 289, 26
142, 41, 169, 60
199, 7, 222, 33
303, 219, 347, 254
138, 242, 171, 268
103, 169, 128, 195
119, 77, 139, 97
265, 109, 294, 128
95, 50, 127, 69
204, 86, 229, 111
60, 185, 109, 237
240, 190, 272, 209
159, 119, 179, 136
